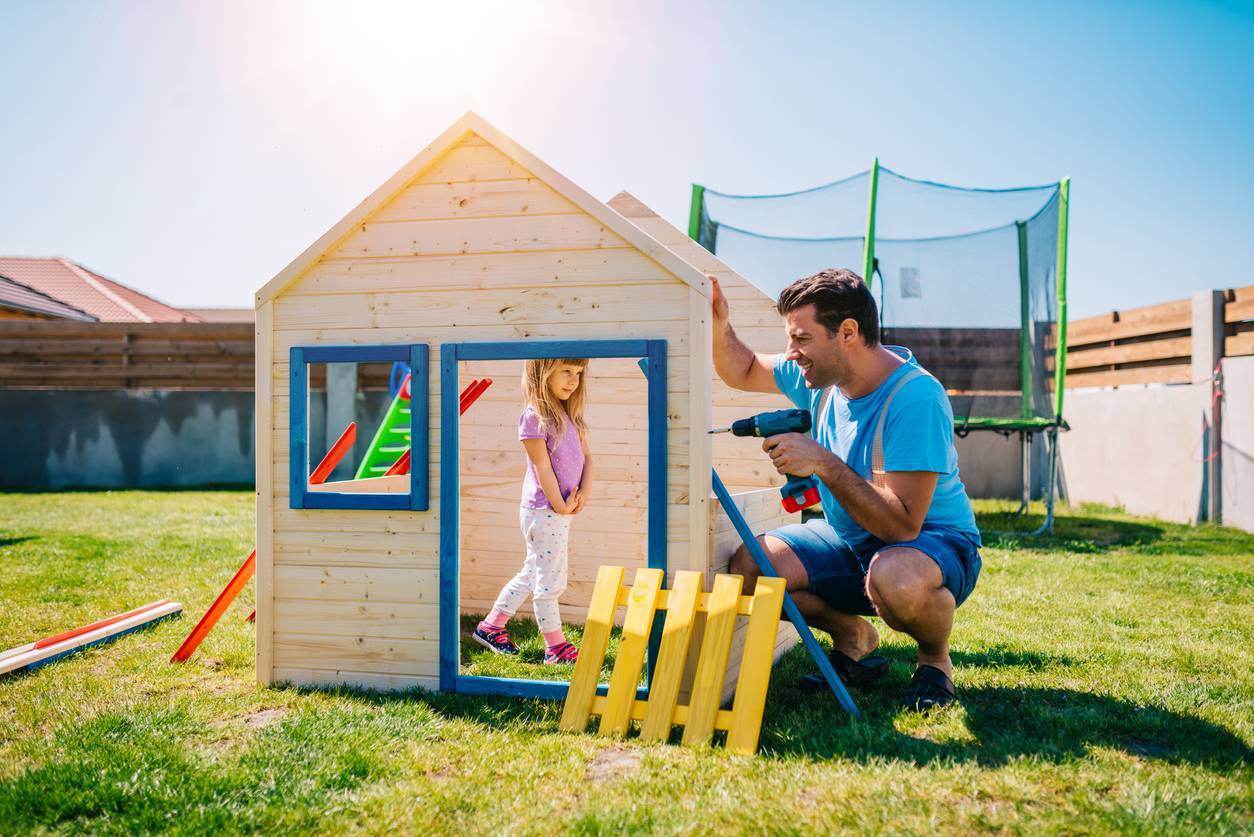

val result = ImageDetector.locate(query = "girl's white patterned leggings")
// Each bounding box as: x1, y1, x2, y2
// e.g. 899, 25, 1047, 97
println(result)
491, 507, 573, 633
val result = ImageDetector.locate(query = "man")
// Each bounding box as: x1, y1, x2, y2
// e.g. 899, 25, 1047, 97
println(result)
711, 268, 982, 711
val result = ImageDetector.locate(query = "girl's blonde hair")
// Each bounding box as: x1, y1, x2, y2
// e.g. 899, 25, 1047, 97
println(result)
522, 358, 589, 441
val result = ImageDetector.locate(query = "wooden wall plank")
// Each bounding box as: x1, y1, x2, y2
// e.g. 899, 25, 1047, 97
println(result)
328, 214, 628, 260
372, 178, 578, 223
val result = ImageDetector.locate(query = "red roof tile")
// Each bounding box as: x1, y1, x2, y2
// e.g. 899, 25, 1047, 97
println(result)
0, 257, 200, 323
0, 274, 98, 320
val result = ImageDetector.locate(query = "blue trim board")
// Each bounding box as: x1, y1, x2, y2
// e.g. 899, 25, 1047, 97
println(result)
439, 344, 460, 692
289, 347, 307, 509
454, 339, 652, 361
644, 341, 667, 685
710, 469, 860, 718
454, 675, 648, 701
409, 344, 430, 511
303, 344, 411, 363
444, 339, 668, 699
289, 343, 429, 511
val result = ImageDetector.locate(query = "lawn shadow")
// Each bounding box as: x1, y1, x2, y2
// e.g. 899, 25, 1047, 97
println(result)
760, 646, 1252, 769
0, 535, 38, 549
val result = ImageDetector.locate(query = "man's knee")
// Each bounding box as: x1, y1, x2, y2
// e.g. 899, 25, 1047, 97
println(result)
866, 548, 942, 621
730, 542, 764, 592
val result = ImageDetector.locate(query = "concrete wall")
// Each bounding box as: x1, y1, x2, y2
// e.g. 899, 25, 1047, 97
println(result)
1059, 383, 1210, 523
1221, 355, 1254, 531
0, 390, 255, 490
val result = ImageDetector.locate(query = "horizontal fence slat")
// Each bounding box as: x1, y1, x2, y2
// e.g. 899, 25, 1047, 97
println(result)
1066, 362, 1191, 388
1067, 299, 1192, 346
1066, 336, 1192, 371
1224, 286, 1254, 324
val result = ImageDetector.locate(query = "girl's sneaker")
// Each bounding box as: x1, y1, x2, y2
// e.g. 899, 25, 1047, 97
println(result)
543, 641, 578, 665
472, 625, 519, 656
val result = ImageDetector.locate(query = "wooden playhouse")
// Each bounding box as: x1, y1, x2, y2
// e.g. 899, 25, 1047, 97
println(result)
254, 112, 797, 699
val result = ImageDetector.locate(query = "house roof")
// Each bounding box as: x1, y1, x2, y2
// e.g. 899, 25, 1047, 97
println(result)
256, 112, 711, 306
0, 257, 201, 323
0, 273, 98, 320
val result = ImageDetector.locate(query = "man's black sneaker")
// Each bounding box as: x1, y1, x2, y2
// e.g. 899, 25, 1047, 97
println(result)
900, 664, 956, 712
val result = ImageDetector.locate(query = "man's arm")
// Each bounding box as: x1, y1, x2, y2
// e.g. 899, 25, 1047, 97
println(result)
710, 275, 780, 394
763, 434, 938, 543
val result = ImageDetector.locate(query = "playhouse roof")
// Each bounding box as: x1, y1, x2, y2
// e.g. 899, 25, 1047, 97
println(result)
256, 112, 711, 307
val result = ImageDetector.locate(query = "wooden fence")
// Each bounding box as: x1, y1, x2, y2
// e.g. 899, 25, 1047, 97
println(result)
3, 286, 1251, 392
0, 321, 255, 390
1066, 284, 1254, 388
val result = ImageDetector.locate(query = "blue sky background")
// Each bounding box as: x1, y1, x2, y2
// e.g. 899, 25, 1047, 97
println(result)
1, 0, 1251, 316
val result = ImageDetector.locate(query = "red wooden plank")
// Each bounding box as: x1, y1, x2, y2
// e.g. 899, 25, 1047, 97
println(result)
170, 550, 256, 663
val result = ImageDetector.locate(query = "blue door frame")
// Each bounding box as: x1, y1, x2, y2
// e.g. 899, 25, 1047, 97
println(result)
440, 339, 667, 700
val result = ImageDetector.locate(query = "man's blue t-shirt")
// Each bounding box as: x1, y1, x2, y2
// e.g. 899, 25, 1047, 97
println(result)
773, 346, 981, 549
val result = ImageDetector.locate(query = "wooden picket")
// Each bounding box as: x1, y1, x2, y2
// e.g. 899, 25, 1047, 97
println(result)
559, 566, 785, 755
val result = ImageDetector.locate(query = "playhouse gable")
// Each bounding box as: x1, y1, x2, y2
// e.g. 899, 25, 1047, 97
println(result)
258, 112, 709, 305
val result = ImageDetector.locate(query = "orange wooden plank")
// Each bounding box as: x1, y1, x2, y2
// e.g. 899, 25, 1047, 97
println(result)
170, 550, 256, 663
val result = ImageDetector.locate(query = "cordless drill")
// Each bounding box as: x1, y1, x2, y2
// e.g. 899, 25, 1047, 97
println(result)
710, 408, 822, 513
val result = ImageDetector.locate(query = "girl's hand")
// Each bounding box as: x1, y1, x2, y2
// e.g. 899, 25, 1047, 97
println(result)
559, 486, 581, 515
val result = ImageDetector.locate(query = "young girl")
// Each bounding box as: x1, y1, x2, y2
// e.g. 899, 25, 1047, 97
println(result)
473, 358, 592, 664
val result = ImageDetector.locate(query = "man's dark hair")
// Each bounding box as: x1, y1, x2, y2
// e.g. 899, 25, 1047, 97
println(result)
776, 268, 879, 346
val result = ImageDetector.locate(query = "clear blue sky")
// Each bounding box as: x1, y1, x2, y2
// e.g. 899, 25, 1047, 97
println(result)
1, 1, 1251, 317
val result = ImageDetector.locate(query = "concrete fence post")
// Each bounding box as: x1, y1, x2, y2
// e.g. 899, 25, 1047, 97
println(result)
1192, 290, 1224, 523
326, 362, 358, 481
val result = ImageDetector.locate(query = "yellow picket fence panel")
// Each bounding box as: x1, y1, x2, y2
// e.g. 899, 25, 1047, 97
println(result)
558, 566, 786, 755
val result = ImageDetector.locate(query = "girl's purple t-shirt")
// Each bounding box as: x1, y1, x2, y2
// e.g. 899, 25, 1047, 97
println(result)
519, 406, 586, 510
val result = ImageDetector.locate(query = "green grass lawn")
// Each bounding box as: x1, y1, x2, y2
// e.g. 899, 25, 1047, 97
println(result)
0, 492, 1251, 834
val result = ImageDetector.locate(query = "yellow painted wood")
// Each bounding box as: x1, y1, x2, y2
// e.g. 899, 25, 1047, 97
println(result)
725, 577, 786, 755
598, 568, 664, 736
559, 564, 624, 732
591, 695, 734, 731
639, 571, 703, 742
682, 573, 743, 746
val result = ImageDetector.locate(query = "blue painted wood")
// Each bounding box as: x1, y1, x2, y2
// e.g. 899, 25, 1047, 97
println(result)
289, 347, 307, 510
644, 340, 667, 686
455, 339, 651, 361
711, 468, 860, 718
454, 675, 648, 701
301, 493, 409, 511
442, 339, 666, 699
292, 342, 430, 510
410, 344, 430, 512
439, 344, 460, 692
303, 344, 411, 363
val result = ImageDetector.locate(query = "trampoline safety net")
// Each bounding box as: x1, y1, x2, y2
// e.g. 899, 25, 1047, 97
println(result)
692, 163, 1070, 429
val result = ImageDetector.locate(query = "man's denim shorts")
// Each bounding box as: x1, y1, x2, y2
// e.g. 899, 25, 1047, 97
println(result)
768, 519, 982, 616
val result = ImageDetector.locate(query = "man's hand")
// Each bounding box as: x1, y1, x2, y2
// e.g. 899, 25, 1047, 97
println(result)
710, 274, 730, 325
762, 433, 834, 477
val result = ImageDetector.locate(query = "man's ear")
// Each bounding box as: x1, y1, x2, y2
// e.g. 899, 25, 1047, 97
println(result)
841, 317, 860, 345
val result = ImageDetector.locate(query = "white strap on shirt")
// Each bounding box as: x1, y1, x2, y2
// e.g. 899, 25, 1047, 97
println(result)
814, 366, 930, 487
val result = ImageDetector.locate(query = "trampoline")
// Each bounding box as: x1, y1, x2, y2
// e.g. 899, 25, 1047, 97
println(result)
689, 161, 1070, 533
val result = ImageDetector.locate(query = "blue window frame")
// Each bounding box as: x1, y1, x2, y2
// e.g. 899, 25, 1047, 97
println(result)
440, 339, 667, 700
289, 343, 429, 511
